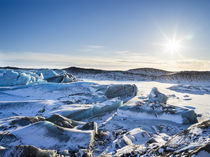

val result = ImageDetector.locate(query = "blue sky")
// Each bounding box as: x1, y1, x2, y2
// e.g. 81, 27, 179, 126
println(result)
1, 0, 210, 70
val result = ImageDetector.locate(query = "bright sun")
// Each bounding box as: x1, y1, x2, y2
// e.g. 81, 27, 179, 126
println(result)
165, 38, 181, 54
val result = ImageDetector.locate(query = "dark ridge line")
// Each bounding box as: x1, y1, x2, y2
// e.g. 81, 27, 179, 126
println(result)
0, 66, 210, 75
128, 67, 172, 73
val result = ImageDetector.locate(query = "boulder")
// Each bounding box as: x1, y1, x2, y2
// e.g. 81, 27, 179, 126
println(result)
148, 87, 168, 104
105, 84, 137, 100
181, 110, 198, 124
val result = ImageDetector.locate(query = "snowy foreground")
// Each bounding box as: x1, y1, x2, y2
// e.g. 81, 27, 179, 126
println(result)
0, 68, 209, 157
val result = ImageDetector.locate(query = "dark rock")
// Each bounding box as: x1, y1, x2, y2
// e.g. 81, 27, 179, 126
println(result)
16, 145, 59, 157
147, 138, 157, 144
46, 114, 74, 128
191, 143, 210, 155
0, 133, 17, 146
0, 145, 59, 157
76, 149, 92, 157
60, 149, 70, 156
10, 116, 45, 126
78, 122, 98, 134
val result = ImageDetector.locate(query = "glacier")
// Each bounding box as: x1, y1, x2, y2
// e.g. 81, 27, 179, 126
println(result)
0, 67, 209, 157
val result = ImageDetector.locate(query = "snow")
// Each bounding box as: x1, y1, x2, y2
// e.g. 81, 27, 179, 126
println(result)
49, 98, 122, 121
189, 127, 203, 135
84, 79, 210, 122
126, 128, 151, 145
117, 109, 184, 124
0, 82, 104, 102
168, 84, 210, 95
12, 121, 94, 151
164, 120, 210, 155
0, 69, 209, 156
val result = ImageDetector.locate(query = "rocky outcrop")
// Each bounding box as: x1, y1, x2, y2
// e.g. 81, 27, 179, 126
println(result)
110, 120, 210, 157
153, 120, 210, 157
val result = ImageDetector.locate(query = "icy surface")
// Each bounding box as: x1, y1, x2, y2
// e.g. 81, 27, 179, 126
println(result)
0, 70, 44, 86
0, 69, 209, 156
0, 69, 76, 86
168, 84, 210, 95
11, 121, 94, 151
85, 80, 210, 121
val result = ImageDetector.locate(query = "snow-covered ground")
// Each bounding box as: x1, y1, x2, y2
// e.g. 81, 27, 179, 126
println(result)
84, 79, 210, 122
0, 68, 209, 157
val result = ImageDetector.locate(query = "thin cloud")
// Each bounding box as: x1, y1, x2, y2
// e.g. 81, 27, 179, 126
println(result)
0, 51, 210, 71
79, 45, 104, 52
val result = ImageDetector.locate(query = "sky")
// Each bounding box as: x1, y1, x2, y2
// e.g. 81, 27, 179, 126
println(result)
1, 0, 210, 71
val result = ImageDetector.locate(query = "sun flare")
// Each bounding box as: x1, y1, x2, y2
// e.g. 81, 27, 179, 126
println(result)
165, 38, 181, 54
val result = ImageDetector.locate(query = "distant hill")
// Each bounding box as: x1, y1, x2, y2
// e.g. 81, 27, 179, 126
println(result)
157, 71, 210, 82
1, 66, 210, 83
65, 67, 210, 82
127, 68, 172, 76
